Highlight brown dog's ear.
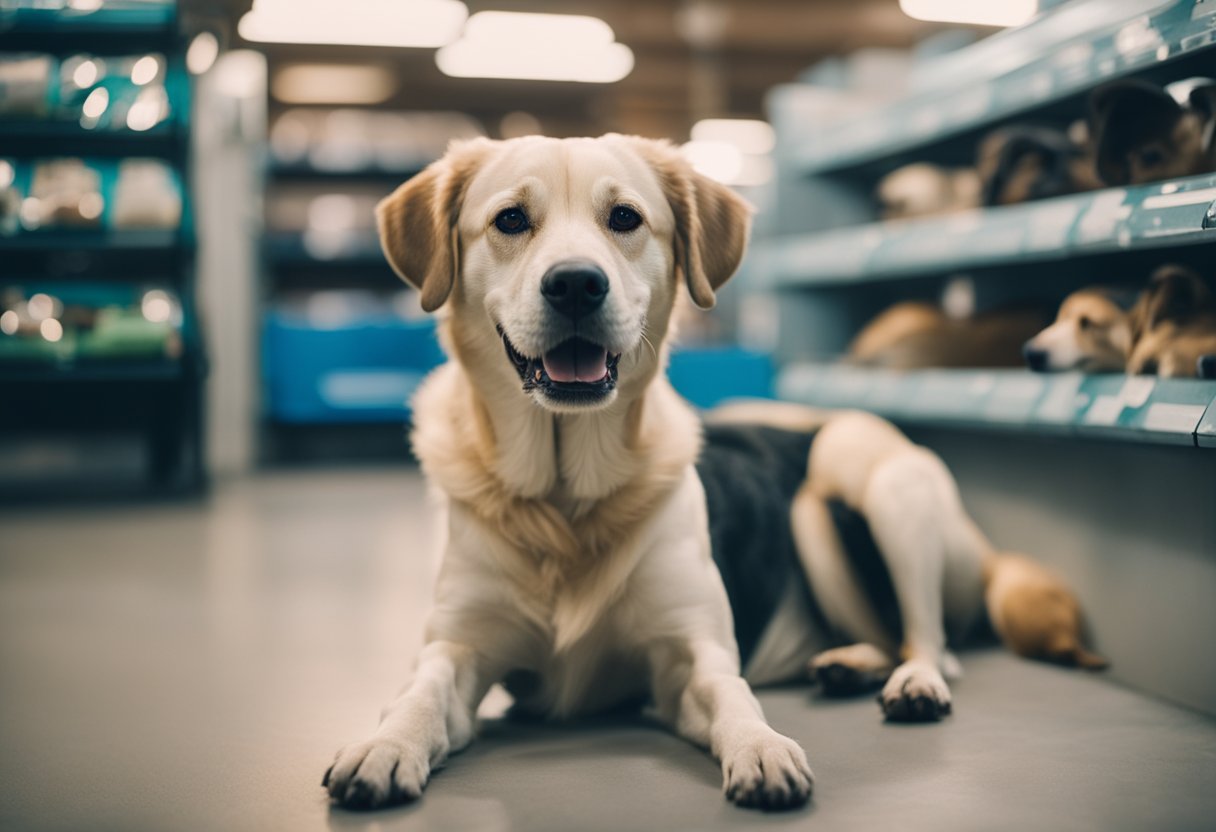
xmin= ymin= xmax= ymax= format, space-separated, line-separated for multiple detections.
xmin=623 ymin=137 xmax=753 ymax=309
xmin=376 ymin=139 xmax=493 ymax=312
xmin=1143 ymin=264 xmax=1213 ymax=329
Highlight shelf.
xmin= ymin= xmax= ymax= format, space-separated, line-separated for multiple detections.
xmin=777 ymin=364 xmax=1216 ymax=448
xmin=267 ymin=163 xmax=425 ymax=185
xmin=264 ymin=232 xmax=387 ymax=270
xmin=0 ymin=8 xmax=179 ymax=53
xmin=0 ymin=119 xmax=185 ymax=160
xmin=0 ymin=359 xmax=186 ymax=385
xmin=749 ymin=173 xmax=1216 ymax=287
xmin=0 ymin=228 xmax=187 ymax=254
xmin=788 ymin=0 xmax=1216 ymax=176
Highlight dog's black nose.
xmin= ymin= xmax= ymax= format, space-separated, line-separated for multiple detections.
xmin=1023 ymin=344 xmax=1048 ymax=372
xmin=541 ymin=260 xmax=609 ymax=319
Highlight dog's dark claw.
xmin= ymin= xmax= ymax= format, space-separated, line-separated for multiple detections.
xmin=322 ymin=765 xmax=333 ymax=788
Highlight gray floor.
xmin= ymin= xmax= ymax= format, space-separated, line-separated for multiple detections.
xmin=1 ymin=468 xmax=1214 ymax=832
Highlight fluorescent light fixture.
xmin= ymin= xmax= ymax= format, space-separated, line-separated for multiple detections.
xmin=239 ymin=0 xmax=467 ymax=48
xmin=272 ymin=64 xmax=397 ymax=105
xmin=690 ymin=119 xmax=775 ymax=155
xmin=899 ymin=0 xmax=1037 ymax=27
xmin=436 ymin=12 xmax=634 ymax=83
xmin=682 ymin=140 xmax=772 ymax=187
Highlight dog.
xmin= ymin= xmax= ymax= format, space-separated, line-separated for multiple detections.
xmin=1024 ymin=265 xmax=1216 ymax=377
xmin=323 ymin=135 xmax=1105 ymax=812
xmin=875 ymin=163 xmax=980 ymax=220
xmin=849 ymin=301 xmax=1049 ymax=368
xmin=1089 ymin=78 xmax=1216 ymax=186
xmin=976 ymin=124 xmax=1101 ymax=206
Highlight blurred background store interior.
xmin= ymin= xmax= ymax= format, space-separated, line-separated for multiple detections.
xmin=1 ymin=1 xmax=1216 ymax=829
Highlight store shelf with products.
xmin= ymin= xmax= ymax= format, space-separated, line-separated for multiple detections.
xmin=0 ymin=3 xmax=202 ymax=489
xmin=778 ymin=364 xmax=1216 ymax=448
xmin=750 ymin=172 xmax=1216 ymax=287
xmin=784 ymin=0 xmax=1216 ymax=176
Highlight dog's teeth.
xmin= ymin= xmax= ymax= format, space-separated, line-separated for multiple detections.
xmin=535 ymin=369 xmax=542 ymax=381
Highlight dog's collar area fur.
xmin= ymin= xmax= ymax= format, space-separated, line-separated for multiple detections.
xmin=498 ymin=325 xmax=622 ymax=405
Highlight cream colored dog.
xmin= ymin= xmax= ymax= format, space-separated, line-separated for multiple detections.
xmin=324 ymin=135 xmax=1102 ymax=812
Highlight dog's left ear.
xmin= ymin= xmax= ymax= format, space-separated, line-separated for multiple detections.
xmin=1189 ymin=81 xmax=1216 ymax=121
xmin=376 ymin=138 xmax=494 ymax=312
xmin=624 ymin=137 xmax=753 ymax=309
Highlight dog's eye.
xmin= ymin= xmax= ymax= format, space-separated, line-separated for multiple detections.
xmin=494 ymin=207 xmax=530 ymax=235
xmin=1137 ymin=148 xmax=1165 ymax=168
xmin=1078 ymin=316 xmax=1092 ymax=330
xmin=608 ymin=205 xmax=643 ymax=233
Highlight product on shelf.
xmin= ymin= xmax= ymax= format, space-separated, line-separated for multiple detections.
xmin=23 ymin=158 xmax=103 ymax=229
xmin=113 ymin=158 xmax=181 ymax=228
xmin=0 ymin=284 xmax=183 ymax=365
xmin=1090 ymin=77 xmax=1216 ymax=186
xmin=0 ymin=54 xmax=53 ymax=117
xmin=0 ymin=158 xmax=20 ymax=235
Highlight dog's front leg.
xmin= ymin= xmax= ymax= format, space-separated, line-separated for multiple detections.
xmin=649 ymin=638 xmax=814 ymax=809
xmin=324 ymin=640 xmax=490 ymax=809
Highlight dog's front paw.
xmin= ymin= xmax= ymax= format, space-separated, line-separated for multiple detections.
xmin=323 ymin=736 xmax=434 ymax=809
xmin=722 ymin=730 xmax=814 ymax=810
xmin=878 ymin=660 xmax=952 ymax=722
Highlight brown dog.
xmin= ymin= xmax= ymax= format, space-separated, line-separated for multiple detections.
xmin=1090 ymin=78 xmax=1216 ymax=186
xmin=1025 ymin=265 xmax=1216 ymax=377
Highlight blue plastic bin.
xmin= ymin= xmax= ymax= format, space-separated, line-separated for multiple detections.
xmin=667 ymin=346 xmax=774 ymax=409
xmin=263 ymin=312 xmax=445 ymax=423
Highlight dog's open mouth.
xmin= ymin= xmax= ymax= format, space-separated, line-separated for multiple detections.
xmin=499 ymin=327 xmax=621 ymax=404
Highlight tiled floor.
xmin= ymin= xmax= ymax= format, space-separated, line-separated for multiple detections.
xmin=1 ymin=468 xmax=1214 ymax=832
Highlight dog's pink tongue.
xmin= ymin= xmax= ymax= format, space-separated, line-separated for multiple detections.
xmin=542 ymin=339 xmax=608 ymax=383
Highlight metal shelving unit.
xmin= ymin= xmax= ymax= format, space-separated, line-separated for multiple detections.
xmin=779 ymin=365 xmax=1216 ymax=447
xmin=786 ymin=0 xmax=1216 ymax=176
xmin=0 ymin=2 xmax=205 ymax=489
xmin=751 ymin=172 xmax=1216 ymax=287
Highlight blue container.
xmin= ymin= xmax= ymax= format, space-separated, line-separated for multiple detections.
xmin=263 ymin=312 xmax=445 ymax=423
xmin=667 ymin=346 xmax=774 ymax=409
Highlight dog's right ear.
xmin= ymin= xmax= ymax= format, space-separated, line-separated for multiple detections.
xmin=1143 ymin=264 xmax=1213 ymax=330
xmin=376 ymin=139 xmax=493 ymax=312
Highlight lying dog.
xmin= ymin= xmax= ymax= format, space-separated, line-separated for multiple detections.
xmin=1089 ymin=78 xmax=1216 ymax=186
xmin=875 ymin=163 xmax=980 ymax=219
xmin=977 ymin=124 xmax=1100 ymax=206
xmin=324 ymin=135 xmax=1104 ymax=812
xmin=1024 ymin=265 xmax=1216 ymax=377
xmin=849 ymin=300 xmax=1049 ymax=368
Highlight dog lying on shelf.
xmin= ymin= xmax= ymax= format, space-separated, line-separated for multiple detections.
xmin=977 ymin=124 xmax=1101 ymax=206
xmin=848 ymin=300 xmax=1050 ymax=368
xmin=323 ymin=135 xmax=1106 ymax=812
xmin=875 ymin=163 xmax=980 ymax=219
xmin=1089 ymin=78 xmax=1216 ymax=186
xmin=1023 ymin=264 xmax=1216 ymax=377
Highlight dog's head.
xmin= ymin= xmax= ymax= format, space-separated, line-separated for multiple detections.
xmin=977 ymin=126 xmax=1090 ymax=206
xmin=1023 ymin=287 xmax=1138 ymax=372
xmin=1127 ymin=264 xmax=1215 ymax=374
xmin=376 ymin=135 xmax=751 ymax=413
xmin=1089 ymin=79 xmax=1216 ymax=186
